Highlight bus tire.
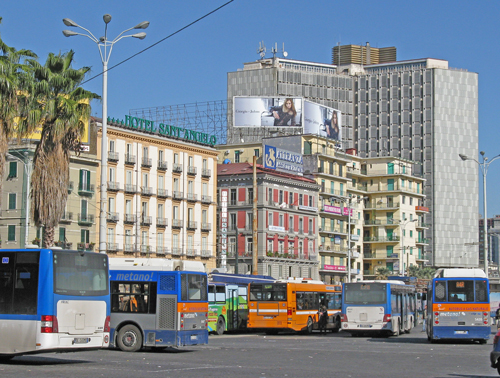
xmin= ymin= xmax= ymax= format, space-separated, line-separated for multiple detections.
xmin=331 ymin=317 xmax=340 ymax=333
xmin=216 ymin=317 xmax=225 ymax=335
xmin=305 ymin=317 xmax=313 ymax=334
xmin=478 ymin=339 xmax=487 ymax=345
xmin=117 ymin=324 xmax=143 ymax=352
xmin=392 ymin=320 xmax=400 ymax=336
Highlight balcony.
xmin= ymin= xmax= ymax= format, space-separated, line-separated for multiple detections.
xmin=187 ymin=166 xmax=197 ymax=176
xmin=187 ymin=193 xmax=197 ymax=202
xmin=186 ymin=249 xmax=197 ymax=257
xmin=416 ymin=238 xmax=430 ymax=245
xmin=140 ymin=245 xmax=153 ymax=255
xmin=172 ymin=219 xmax=183 ymax=228
xmin=172 ymin=191 xmax=183 ymax=200
xmin=141 ymin=157 xmax=152 ymax=168
xmin=171 ymin=248 xmax=183 ymax=256
xmin=172 ymin=163 xmax=183 ymax=173
xmin=156 ymin=217 xmax=168 ymax=227
xmin=141 ymin=186 xmax=154 ymax=196
xmin=156 ymin=246 xmax=168 ymax=255
xmin=201 ymin=195 xmax=212 ymax=204
xmin=106 ymin=243 xmax=119 ymax=252
xmin=78 ymin=183 xmax=95 ymax=197
xmin=107 ymin=212 xmax=119 ymax=222
xmin=201 ymin=222 xmax=211 ymax=231
xmin=78 ymin=213 xmax=94 ymax=225
xmin=140 ymin=216 xmax=152 ymax=226
xmin=107 ymin=181 xmax=121 ymax=192
xmin=363 ymin=235 xmax=400 ymax=242
xmin=125 ymin=154 xmax=136 ymax=165
xmin=108 ymin=151 xmax=119 ymax=162
xmin=365 ymin=201 xmax=400 ymax=209
xmin=124 ymin=214 xmax=137 ymax=224
xmin=201 ymin=250 xmax=211 ymax=258
xmin=124 ymin=184 xmax=137 ymax=194
xmin=158 ymin=160 xmax=168 ymax=171
xmin=157 ymin=188 xmax=169 ymax=198
xmin=77 ymin=242 xmax=95 ymax=251
xmin=202 ymin=168 xmax=211 ymax=178
xmin=187 ymin=221 xmax=197 ymax=230
xmin=123 ymin=244 xmax=135 ymax=254
xmin=59 ymin=212 xmax=73 ymax=223
xmin=68 ymin=181 xmax=74 ymax=193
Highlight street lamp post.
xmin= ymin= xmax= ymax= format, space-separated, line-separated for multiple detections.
xmin=399 ymin=218 xmax=417 ymax=276
xmin=460 ymin=151 xmax=500 ymax=278
xmin=63 ymin=15 xmax=149 ymax=254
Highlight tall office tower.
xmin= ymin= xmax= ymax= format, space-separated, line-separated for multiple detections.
xmin=226 ymin=44 xmax=479 ymax=268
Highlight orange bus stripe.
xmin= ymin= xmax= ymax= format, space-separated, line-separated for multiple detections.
xmin=177 ymin=303 xmax=208 ymax=312
xmin=432 ymin=303 xmax=490 ymax=312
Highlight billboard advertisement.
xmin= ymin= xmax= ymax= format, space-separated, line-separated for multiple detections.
xmin=264 ymin=145 xmax=303 ymax=174
xmin=233 ymin=96 xmax=303 ymax=128
xmin=303 ymin=100 xmax=341 ymax=141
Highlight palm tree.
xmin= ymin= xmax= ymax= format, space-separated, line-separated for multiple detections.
xmin=0 ymin=20 xmax=38 ymax=208
xmin=375 ymin=267 xmax=392 ymax=280
xmin=29 ymin=51 xmax=99 ymax=247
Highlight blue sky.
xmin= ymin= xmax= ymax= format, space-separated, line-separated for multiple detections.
xmin=2 ymin=0 xmax=500 ymax=217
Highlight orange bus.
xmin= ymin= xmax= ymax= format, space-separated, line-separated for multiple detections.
xmin=247 ymin=279 xmax=342 ymax=334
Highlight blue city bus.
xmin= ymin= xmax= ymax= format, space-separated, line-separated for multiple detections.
xmin=0 ymin=248 xmax=110 ymax=357
xmin=426 ymin=268 xmax=490 ymax=343
xmin=109 ymin=258 xmax=208 ymax=352
xmin=341 ymin=280 xmax=416 ymax=336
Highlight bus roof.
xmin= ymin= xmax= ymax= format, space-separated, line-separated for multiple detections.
xmin=109 ymin=258 xmax=205 ymax=272
xmin=434 ymin=268 xmax=487 ymax=278
xmin=275 ymin=278 xmax=325 ymax=284
xmin=354 ymin=280 xmax=408 ymax=285
xmin=210 ymin=272 xmax=275 ymax=284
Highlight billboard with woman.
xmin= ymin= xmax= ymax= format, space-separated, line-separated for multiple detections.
xmin=233 ymin=97 xmax=303 ymax=128
xmin=303 ymin=101 xmax=342 ymax=141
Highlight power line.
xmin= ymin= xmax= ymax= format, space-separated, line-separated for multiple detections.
xmin=81 ymin=0 xmax=234 ymax=86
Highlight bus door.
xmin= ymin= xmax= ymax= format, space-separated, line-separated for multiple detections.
xmin=401 ymin=293 xmax=408 ymax=331
xmin=156 ymin=273 xmax=178 ymax=346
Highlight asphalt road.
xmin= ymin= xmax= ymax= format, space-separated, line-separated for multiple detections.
xmin=0 ymin=329 xmax=496 ymax=378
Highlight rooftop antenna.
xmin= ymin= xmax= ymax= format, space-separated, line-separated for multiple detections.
xmin=257 ymin=41 xmax=266 ymax=59
xmin=272 ymin=43 xmax=278 ymax=59
xmin=282 ymin=42 xmax=288 ymax=58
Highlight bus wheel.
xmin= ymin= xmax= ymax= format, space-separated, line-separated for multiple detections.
xmin=117 ymin=324 xmax=143 ymax=352
xmin=306 ymin=317 xmax=313 ymax=334
xmin=216 ymin=317 xmax=225 ymax=335
xmin=331 ymin=317 xmax=340 ymax=333
xmin=478 ymin=339 xmax=487 ymax=345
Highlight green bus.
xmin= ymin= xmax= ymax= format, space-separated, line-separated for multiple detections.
xmin=208 ymin=282 xmax=248 ymax=335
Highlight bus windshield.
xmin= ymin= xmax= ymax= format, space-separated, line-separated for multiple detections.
xmin=53 ymin=252 xmax=108 ymax=296
xmin=181 ymin=273 xmax=208 ymax=301
xmin=249 ymin=283 xmax=287 ymax=301
xmin=344 ymin=283 xmax=387 ymax=304
xmin=434 ymin=279 xmax=488 ymax=303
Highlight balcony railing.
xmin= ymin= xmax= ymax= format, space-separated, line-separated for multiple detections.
xmin=123 ymin=244 xmax=135 ymax=253
xmin=124 ymin=214 xmax=137 ymax=224
xmin=78 ymin=214 xmax=94 ymax=225
xmin=171 ymin=248 xmax=183 ymax=256
xmin=107 ymin=181 xmax=121 ymax=191
xmin=107 ymin=212 xmax=119 ymax=222
xmin=187 ymin=193 xmax=197 ymax=202
xmin=201 ymin=250 xmax=211 ymax=257
xmin=125 ymin=154 xmax=136 ymax=165
xmin=68 ymin=181 xmax=74 ymax=193
xmin=141 ymin=157 xmax=152 ymax=168
xmin=157 ymin=160 xmax=168 ymax=171
xmin=156 ymin=246 xmax=168 ymax=255
xmin=141 ymin=186 xmax=154 ymax=196
xmin=186 ymin=249 xmax=197 ymax=257
xmin=187 ymin=221 xmax=197 ymax=230
xmin=173 ymin=163 xmax=183 ymax=173
xmin=156 ymin=217 xmax=168 ymax=227
xmin=60 ymin=212 xmax=73 ymax=223
xmin=124 ymin=184 xmax=137 ymax=194
xmin=78 ymin=183 xmax=95 ymax=196
xmin=140 ymin=245 xmax=152 ymax=254
xmin=201 ymin=222 xmax=211 ymax=231
xmin=173 ymin=191 xmax=183 ymax=200
xmin=363 ymin=236 xmax=400 ymax=242
xmin=157 ymin=188 xmax=169 ymax=198
xmin=202 ymin=168 xmax=211 ymax=178
xmin=141 ymin=216 xmax=152 ymax=226
xmin=201 ymin=195 xmax=212 ymax=204
xmin=106 ymin=243 xmax=119 ymax=252
xmin=77 ymin=242 xmax=95 ymax=251
xmin=172 ymin=219 xmax=183 ymax=228
xmin=187 ymin=166 xmax=197 ymax=176
xmin=108 ymin=151 xmax=119 ymax=162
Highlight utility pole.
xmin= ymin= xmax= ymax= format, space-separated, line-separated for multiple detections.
xmin=252 ymin=156 xmax=258 ymax=275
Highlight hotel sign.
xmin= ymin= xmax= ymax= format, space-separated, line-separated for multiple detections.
xmin=112 ymin=115 xmax=217 ymax=146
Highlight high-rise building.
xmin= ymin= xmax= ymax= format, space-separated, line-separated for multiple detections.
xmin=226 ymin=44 xmax=479 ymax=268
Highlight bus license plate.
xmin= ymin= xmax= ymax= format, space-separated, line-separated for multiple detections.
xmin=454 ymin=330 xmax=468 ymax=335
xmin=190 ymin=335 xmax=197 ymax=341
xmin=358 ymin=325 xmax=372 ymax=328
xmin=73 ymin=337 xmax=90 ymax=344
xmin=264 ymin=316 xmax=273 ymax=319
